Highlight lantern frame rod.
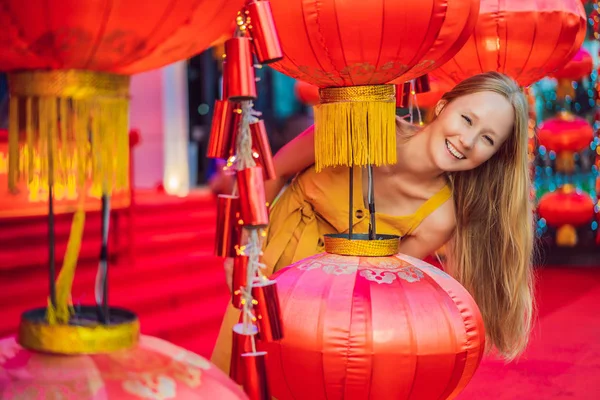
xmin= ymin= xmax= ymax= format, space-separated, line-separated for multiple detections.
xmin=348 ymin=166 xmax=353 ymax=239
xmin=48 ymin=185 xmax=56 ymax=308
xmin=97 ymin=194 xmax=111 ymax=324
xmin=367 ymin=164 xmax=376 ymax=240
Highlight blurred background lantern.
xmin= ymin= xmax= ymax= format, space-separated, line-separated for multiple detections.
xmin=431 ymin=0 xmax=587 ymax=87
xmin=267 ymin=0 xmax=480 ymax=171
xmin=259 ymin=235 xmax=485 ymax=400
xmin=537 ymin=112 xmax=594 ymax=174
xmin=537 ymin=185 xmax=596 ymax=246
xmin=551 ymin=47 xmax=594 ymax=99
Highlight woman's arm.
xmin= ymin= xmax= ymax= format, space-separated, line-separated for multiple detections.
xmin=264 ymin=125 xmax=315 ymax=204
xmin=398 ymin=200 xmax=456 ymax=259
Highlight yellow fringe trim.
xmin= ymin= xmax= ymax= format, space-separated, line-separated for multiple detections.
xmin=7 ymin=70 xmax=130 ymax=198
xmin=314 ymin=84 xmax=396 ymax=172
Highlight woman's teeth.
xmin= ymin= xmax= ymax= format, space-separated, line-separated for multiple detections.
xmin=445 ymin=139 xmax=466 ymax=160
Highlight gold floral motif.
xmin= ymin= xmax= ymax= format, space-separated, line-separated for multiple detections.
xmin=322 ymin=263 xmax=358 ymax=276
xmin=0 ymin=338 xmax=19 ymax=364
xmin=172 ymin=349 xmax=211 ymax=371
xmin=359 ymin=269 xmax=397 ymax=284
xmin=396 ymin=267 xmax=424 ymax=283
xmin=122 ymin=375 xmax=177 ymax=400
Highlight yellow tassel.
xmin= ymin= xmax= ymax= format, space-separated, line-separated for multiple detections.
xmin=8 ymin=96 xmax=18 ymax=192
xmin=313 ymin=84 xmax=397 ymax=172
xmin=556 ymin=225 xmax=577 ymax=247
xmin=6 ymin=70 xmax=131 ymax=198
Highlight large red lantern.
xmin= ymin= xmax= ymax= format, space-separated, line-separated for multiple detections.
xmin=0 ymin=0 xmax=245 ymax=195
xmin=0 ymin=1 xmax=246 ymax=325
xmin=537 ymin=112 xmax=594 ymax=173
xmin=432 ymin=0 xmax=587 ymax=87
xmin=259 ymin=236 xmax=485 ymax=400
xmin=267 ymin=0 xmax=480 ymax=171
xmin=0 ymin=328 xmax=247 ymax=399
xmin=537 ymin=185 xmax=595 ymax=246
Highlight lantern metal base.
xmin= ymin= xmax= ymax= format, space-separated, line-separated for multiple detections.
xmin=324 ymin=233 xmax=400 ymax=257
xmin=18 ymin=306 xmax=140 ymax=355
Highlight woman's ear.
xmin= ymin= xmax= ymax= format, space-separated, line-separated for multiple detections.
xmin=435 ymin=100 xmax=447 ymax=117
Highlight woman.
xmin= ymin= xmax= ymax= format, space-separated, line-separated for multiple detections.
xmin=211 ymin=71 xmax=535 ymax=372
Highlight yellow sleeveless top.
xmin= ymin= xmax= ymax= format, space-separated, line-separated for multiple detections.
xmin=262 ymin=165 xmax=452 ymax=275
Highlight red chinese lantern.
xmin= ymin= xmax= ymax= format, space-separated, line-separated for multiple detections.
xmin=0 ymin=0 xmax=245 ymax=195
xmin=259 ymin=236 xmax=485 ymax=400
xmin=0 ymin=329 xmax=247 ymax=399
xmin=0 ymin=0 xmax=246 ymax=325
xmin=432 ymin=0 xmax=587 ymax=87
xmin=551 ymin=47 xmax=594 ymax=99
xmin=267 ymin=0 xmax=480 ymax=171
xmin=537 ymin=185 xmax=595 ymax=246
xmin=537 ymin=112 xmax=594 ymax=173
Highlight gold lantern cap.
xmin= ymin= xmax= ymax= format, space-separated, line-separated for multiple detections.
xmin=324 ymin=233 xmax=400 ymax=257
xmin=18 ymin=306 xmax=140 ymax=355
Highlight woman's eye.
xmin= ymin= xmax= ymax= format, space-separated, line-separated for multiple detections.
xmin=484 ymin=135 xmax=495 ymax=146
xmin=461 ymin=115 xmax=472 ymax=125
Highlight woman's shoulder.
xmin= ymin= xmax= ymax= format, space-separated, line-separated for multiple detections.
xmin=413 ymin=192 xmax=456 ymax=238
xmin=395 ymin=116 xmax=421 ymax=136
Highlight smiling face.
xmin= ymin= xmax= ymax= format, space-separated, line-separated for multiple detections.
xmin=428 ymin=91 xmax=515 ymax=172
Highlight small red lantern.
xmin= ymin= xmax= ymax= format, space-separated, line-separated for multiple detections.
xmin=537 ymin=112 xmax=594 ymax=173
xmin=551 ymin=47 xmax=594 ymax=99
xmin=432 ymin=0 xmax=587 ymax=87
xmin=537 ymin=185 xmax=595 ymax=247
xmin=259 ymin=235 xmax=485 ymax=400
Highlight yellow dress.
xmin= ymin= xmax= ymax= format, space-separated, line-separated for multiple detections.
xmin=210 ymin=166 xmax=452 ymax=373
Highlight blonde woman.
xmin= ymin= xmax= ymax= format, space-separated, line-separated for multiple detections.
xmin=212 ymin=71 xmax=535 ymax=372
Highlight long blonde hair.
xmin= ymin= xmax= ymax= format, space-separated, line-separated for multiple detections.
xmin=438 ymin=72 xmax=534 ymax=360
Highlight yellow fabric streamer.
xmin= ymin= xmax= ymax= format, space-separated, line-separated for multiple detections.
xmin=313 ymin=84 xmax=397 ymax=172
xmin=46 ymin=206 xmax=86 ymax=324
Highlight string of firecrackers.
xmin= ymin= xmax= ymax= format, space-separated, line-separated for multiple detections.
xmin=206 ymin=2 xmax=283 ymax=399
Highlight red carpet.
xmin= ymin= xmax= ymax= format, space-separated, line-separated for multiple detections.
xmin=459 ymin=267 xmax=600 ymax=399
xmin=0 ymin=189 xmax=599 ymax=398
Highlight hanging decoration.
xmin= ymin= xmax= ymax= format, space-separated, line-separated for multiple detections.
xmin=537 ymin=112 xmax=594 ymax=174
xmin=207 ymin=2 xmax=283 ymax=398
xmin=537 ymin=185 xmax=596 ymax=246
xmin=258 ymin=239 xmax=485 ymax=400
xmin=0 ymin=0 xmax=246 ymax=326
xmin=551 ymin=47 xmax=594 ymax=100
xmin=431 ymin=0 xmax=588 ymax=87
xmin=267 ymin=0 xmax=480 ymax=171
xmin=1 ymin=0 xmax=246 ymax=195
